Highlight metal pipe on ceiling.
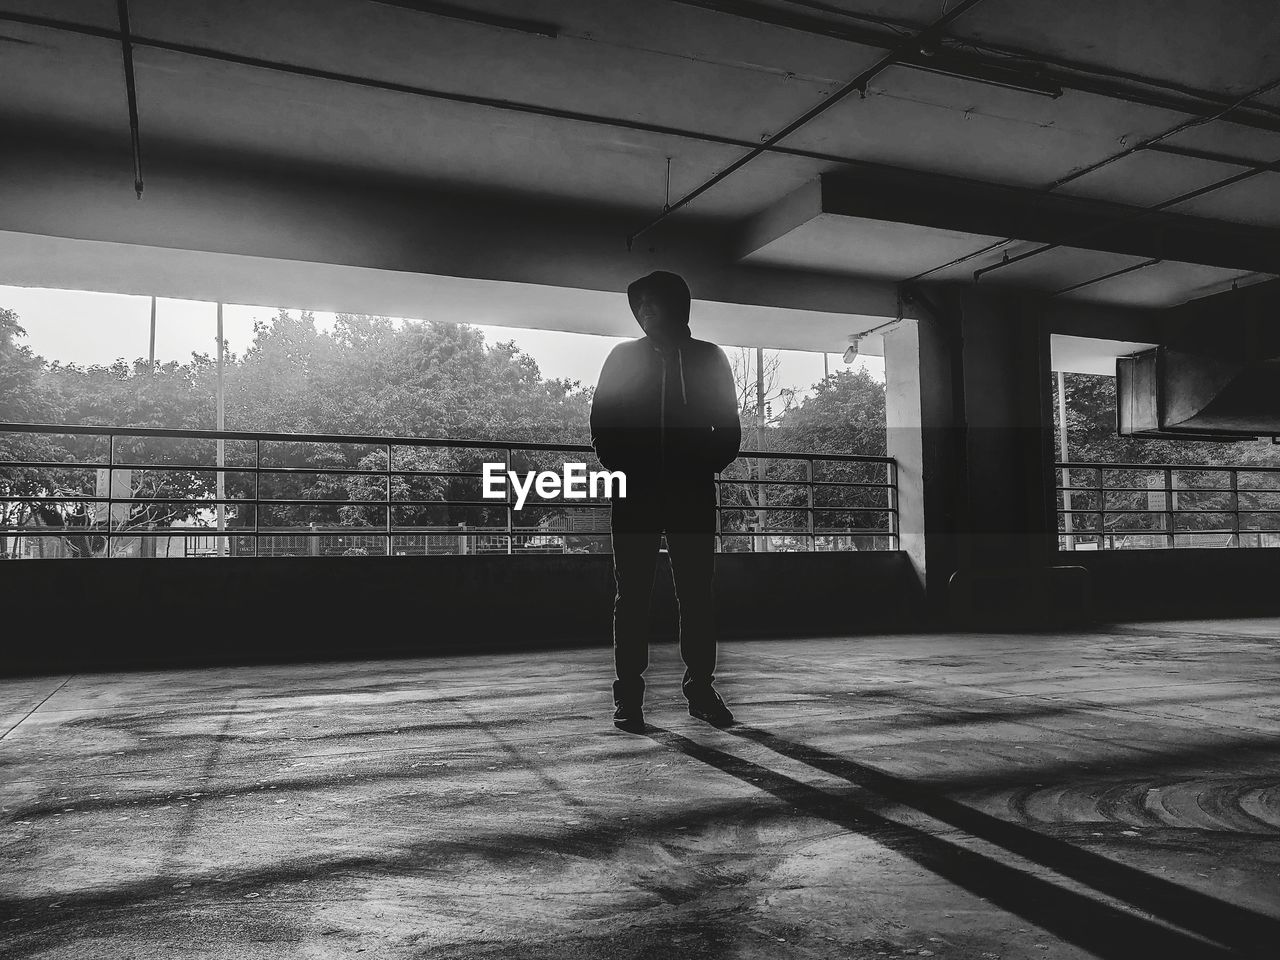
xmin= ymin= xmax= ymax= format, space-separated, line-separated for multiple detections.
xmin=672 ymin=0 xmax=1063 ymax=96
xmin=904 ymin=238 xmax=1015 ymax=283
xmin=1142 ymin=143 xmax=1278 ymax=172
xmin=115 ymin=0 xmax=144 ymax=199
xmin=675 ymin=0 xmax=1280 ymax=135
xmin=1051 ymin=258 xmax=1161 ymax=297
xmin=365 ymin=0 xmax=557 ymax=38
xmin=625 ymin=0 xmax=990 ymax=249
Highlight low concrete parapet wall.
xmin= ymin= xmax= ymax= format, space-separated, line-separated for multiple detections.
xmin=1063 ymin=548 xmax=1280 ymax=622
xmin=3 ymin=551 xmax=921 ymax=673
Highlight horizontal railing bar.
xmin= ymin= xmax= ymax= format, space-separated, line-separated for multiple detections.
xmin=389 ymin=469 xmax=488 ymax=479
xmin=1 ymin=496 xmax=895 ymax=513
xmin=0 ymin=496 xmax=611 ymax=508
xmin=0 ymin=460 xmax=110 ymax=471
xmin=0 ymin=462 xmax=898 ymax=487
xmin=1057 ymin=485 xmax=1280 ymax=494
xmin=3 ymin=529 xmax=895 ymax=538
xmin=809 ymin=480 xmax=894 ymax=489
xmin=1062 ymin=507 xmax=1280 ymax=515
xmin=717 ymin=505 xmax=895 ymax=513
xmin=0 ymin=495 xmax=109 ymax=503
xmin=738 ymin=450 xmax=892 ymax=463
xmin=721 ymin=530 xmax=892 ymax=536
xmin=1057 ymin=486 xmax=1280 ymax=495
xmin=1061 ymin=530 xmax=1276 ymax=537
xmin=1057 ymin=461 xmax=1280 ymax=474
xmin=0 ymin=422 xmax=890 ymax=464
xmin=0 ymin=529 xmax=112 ymax=536
xmin=719 ymin=477 xmax=891 ymax=488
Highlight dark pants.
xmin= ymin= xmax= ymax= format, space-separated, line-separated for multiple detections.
xmin=610 ymin=476 xmax=718 ymax=706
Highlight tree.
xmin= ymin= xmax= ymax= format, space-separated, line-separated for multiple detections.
xmin=0 ymin=308 xmax=65 ymax=556
xmin=717 ymin=350 xmax=889 ymax=550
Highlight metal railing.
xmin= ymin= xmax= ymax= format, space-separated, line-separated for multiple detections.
xmin=1057 ymin=461 xmax=1280 ymax=550
xmin=0 ymin=423 xmax=897 ymax=557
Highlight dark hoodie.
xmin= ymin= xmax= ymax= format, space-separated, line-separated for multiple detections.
xmin=590 ymin=272 xmax=742 ymax=487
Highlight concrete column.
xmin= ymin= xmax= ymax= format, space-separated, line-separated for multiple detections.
xmin=883 ymin=310 xmax=960 ymax=618
xmin=955 ymin=287 xmax=1058 ymax=573
xmin=885 ymin=285 xmax=1062 ymax=624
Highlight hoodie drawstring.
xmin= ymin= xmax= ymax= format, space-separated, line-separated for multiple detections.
xmin=677 ymin=347 xmax=687 ymax=405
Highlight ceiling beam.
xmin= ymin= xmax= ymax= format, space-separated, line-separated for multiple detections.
xmin=738 ymin=173 xmax=1280 ymax=276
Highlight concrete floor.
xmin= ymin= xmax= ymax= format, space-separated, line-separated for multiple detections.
xmin=3 ymin=622 xmax=1279 ymax=959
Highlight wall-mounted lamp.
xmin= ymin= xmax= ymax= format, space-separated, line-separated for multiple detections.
xmin=842 ymin=318 xmax=908 ymax=364
xmin=842 ymin=336 xmax=861 ymax=364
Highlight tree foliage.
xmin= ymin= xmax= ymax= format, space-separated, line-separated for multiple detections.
xmin=0 ymin=309 xmax=598 ymax=555
xmin=719 ymin=354 xmax=890 ymax=548
xmin=1054 ymin=373 xmax=1280 ymax=541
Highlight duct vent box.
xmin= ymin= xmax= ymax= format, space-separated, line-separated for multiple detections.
xmin=1117 ymin=347 xmax=1280 ymax=440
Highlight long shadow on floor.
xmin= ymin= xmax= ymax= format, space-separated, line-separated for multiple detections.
xmin=724 ymin=724 xmax=1280 ymax=956
xmin=644 ymin=725 xmax=1267 ymax=960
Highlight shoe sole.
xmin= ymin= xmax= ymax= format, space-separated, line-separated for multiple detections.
xmin=688 ymin=707 xmax=734 ymax=726
xmin=613 ymin=718 xmax=645 ymax=732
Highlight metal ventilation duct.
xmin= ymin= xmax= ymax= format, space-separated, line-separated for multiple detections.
xmin=1117 ymin=347 xmax=1280 ymax=439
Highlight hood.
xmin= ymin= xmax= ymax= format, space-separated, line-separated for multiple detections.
xmin=627 ymin=271 xmax=691 ymax=345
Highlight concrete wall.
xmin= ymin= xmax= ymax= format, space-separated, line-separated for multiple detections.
xmin=1066 ymin=549 xmax=1280 ymax=622
xmin=3 ymin=551 xmax=920 ymax=674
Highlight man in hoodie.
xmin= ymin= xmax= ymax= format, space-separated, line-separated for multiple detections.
xmin=590 ymin=271 xmax=742 ymax=731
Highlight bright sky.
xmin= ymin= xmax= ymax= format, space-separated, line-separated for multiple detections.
xmin=0 ymin=285 xmax=884 ymax=398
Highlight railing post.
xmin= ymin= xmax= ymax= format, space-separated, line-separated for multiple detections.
xmin=888 ymin=459 xmax=898 ymax=552
xmin=105 ymin=432 xmax=114 ymax=559
xmin=714 ymin=469 xmax=722 ymax=554
xmin=385 ymin=442 xmax=393 ymax=557
xmin=504 ymin=445 xmax=513 ymax=555
xmin=253 ymin=439 xmax=261 ymax=558
xmin=1096 ymin=466 xmax=1106 ymax=549
xmin=1229 ymin=467 xmax=1240 ymax=548
xmin=1164 ymin=467 xmax=1176 ymax=549
xmin=805 ymin=457 xmax=814 ymax=552
xmin=1061 ymin=463 xmax=1074 ymax=551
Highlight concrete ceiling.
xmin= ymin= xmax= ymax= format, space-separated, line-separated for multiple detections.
xmin=1 ymin=0 xmax=1279 ymax=320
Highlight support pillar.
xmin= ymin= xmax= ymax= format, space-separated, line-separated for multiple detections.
xmin=884 ymin=304 xmax=960 ymax=620
xmin=886 ymin=284 xmax=1082 ymax=626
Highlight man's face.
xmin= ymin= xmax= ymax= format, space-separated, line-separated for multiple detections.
xmin=636 ymin=289 xmax=680 ymax=339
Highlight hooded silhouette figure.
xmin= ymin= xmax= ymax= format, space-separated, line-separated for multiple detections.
xmin=590 ymin=271 xmax=741 ymax=729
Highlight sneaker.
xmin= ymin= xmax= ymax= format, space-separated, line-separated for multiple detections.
xmin=687 ymin=689 xmax=734 ymax=727
xmin=613 ymin=701 xmax=645 ymax=732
